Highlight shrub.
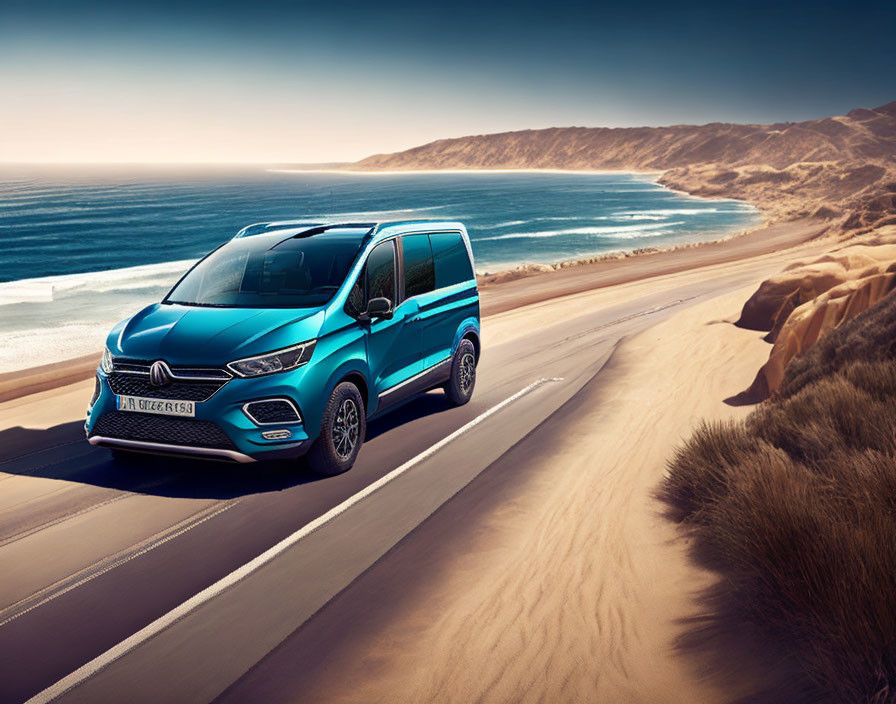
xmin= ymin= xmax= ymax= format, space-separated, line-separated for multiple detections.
xmin=659 ymin=291 xmax=896 ymax=703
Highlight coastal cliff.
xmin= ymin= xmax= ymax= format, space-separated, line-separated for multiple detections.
xmin=356 ymin=101 xmax=896 ymax=235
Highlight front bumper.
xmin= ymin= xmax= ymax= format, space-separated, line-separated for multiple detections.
xmin=87 ymin=435 xmax=259 ymax=463
xmin=85 ymin=368 xmax=314 ymax=462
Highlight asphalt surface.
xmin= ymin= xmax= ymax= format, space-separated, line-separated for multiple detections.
xmin=0 ymin=249 xmax=812 ymax=703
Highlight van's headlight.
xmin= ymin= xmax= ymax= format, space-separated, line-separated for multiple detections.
xmin=101 ymin=347 xmax=114 ymax=374
xmin=227 ymin=341 xmax=316 ymax=377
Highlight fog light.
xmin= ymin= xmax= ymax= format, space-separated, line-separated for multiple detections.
xmin=262 ymin=429 xmax=292 ymax=440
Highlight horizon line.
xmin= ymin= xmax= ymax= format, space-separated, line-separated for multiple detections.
xmin=0 ymin=161 xmax=354 ymax=166
xmin=3 ymin=99 xmax=893 ymax=168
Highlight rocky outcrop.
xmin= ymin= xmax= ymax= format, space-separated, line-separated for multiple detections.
xmin=731 ymin=227 xmax=896 ymax=402
xmin=736 ymin=240 xmax=896 ymax=340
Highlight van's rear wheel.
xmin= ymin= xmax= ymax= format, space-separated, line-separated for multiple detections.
xmin=308 ymin=382 xmax=366 ymax=476
xmin=445 ymin=339 xmax=477 ymax=406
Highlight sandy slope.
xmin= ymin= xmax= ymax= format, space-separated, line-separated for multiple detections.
xmin=247 ymin=286 xmax=774 ymax=704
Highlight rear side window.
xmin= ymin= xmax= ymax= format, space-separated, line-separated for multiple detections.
xmin=402 ymin=234 xmax=435 ymax=298
xmin=430 ymin=232 xmax=474 ymax=289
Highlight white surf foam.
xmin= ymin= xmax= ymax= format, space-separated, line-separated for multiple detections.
xmin=475 ymin=222 xmax=686 ymax=241
xmin=594 ymin=214 xmax=668 ymax=221
xmin=296 ymin=204 xmax=460 ymax=220
xmin=613 ymin=204 xmax=753 ymax=217
xmin=485 ymin=220 xmax=531 ymax=228
xmin=0 ymin=259 xmax=195 ymax=306
xmin=0 ymin=323 xmax=111 ymax=372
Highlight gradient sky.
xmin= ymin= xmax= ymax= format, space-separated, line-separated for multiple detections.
xmin=1 ymin=0 xmax=894 ymax=163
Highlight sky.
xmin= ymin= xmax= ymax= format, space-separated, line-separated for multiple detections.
xmin=1 ymin=0 xmax=894 ymax=163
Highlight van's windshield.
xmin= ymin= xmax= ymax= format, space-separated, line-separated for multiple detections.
xmin=165 ymin=234 xmax=363 ymax=308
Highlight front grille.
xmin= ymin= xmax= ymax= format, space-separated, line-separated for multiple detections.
xmin=107 ymin=358 xmax=231 ymax=402
xmin=107 ymin=373 xmax=227 ymax=401
xmin=91 ymin=411 xmax=237 ymax=450
xmin=244 ymin=399 xmax=301 ymax=424
xmin=113 ymin=358 xmax=231 ymax=380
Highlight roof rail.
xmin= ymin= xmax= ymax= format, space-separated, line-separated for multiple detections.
xmin=234 ymin=221 xmax=325 ymax=238
xmin=234 ymin=221 xmax=381 ymax=240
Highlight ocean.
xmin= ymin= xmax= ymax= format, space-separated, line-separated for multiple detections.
xmin=0 ymin=166 xmax=761 ymax=371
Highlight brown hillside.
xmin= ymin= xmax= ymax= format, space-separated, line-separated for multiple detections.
xmin=355 ymin=102 xmax=896 ymax=234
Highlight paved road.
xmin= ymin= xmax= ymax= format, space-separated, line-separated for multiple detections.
xmin=0 ymin=248 xmax=812 ymax=703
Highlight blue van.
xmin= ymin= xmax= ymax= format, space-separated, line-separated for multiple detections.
xmin=85 ymin=221 xmax=480 ymax=475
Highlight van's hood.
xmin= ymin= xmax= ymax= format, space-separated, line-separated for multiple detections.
xmin=108 ymin=303 xmax=325 ymax=366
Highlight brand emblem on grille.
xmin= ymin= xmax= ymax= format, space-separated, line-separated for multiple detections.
xmin=149 ymin=361 xmax=172 ymax=387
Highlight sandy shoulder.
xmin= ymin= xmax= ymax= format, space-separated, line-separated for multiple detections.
xmin=283 ymin=285 xmax=771 ymax=703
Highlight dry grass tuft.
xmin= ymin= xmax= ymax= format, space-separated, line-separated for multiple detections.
xmin=660 ymin=290 xmax=896 ymax=703
xmin=779 ymin=289 xmax=896 ymax=398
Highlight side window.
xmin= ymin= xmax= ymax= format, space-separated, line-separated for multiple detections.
xmin=430 ymin=232 xmax=474 ymax=289
xmin=365 ymin=240 xmax=396 ymax=303
xmin=402 ymin=234 xmax=435 ymax=298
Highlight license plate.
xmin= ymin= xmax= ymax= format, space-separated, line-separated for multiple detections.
xmin=116 ymin=395 xmax=195 ymax=417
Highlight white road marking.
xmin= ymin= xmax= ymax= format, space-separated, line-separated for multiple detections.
xmin=26 ymin=377 xmax=563 ymax=704
xmin=1 ymin=501 xmax=239 ymax=628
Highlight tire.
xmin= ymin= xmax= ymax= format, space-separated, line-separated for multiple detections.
xmin=308 ymin=382 xmax=366 ymax=476
xmin=444 ymin=338 xmax=477 ymax=406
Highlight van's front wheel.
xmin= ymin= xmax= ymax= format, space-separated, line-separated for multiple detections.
xmin=308 ymin=382 xmax=366 ymax=476
xmin=445 ymin=339 xmax=477 ymax=406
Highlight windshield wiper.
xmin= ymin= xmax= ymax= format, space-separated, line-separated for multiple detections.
xmin=164 ymin=300 xmax=235 ymax=308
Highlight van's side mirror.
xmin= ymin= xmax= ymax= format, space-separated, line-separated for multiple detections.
xmin=360 ymin=297 xmax=393 ymax=322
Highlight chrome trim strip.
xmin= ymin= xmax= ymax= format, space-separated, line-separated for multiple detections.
xmin=379 ymin=356 xmax=452 ymax=400
xmin=112 ymin=360 xmax=232 ymax=381
xmin=169 ymin=368 xmax=233 ymax=380
xmin=242 ymin=398 xmax=303 ymax=426
xmin=88 ymin=435 xmax=256 ymax=463
xmin=262 ymin=429 xmax=292 ymax=440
